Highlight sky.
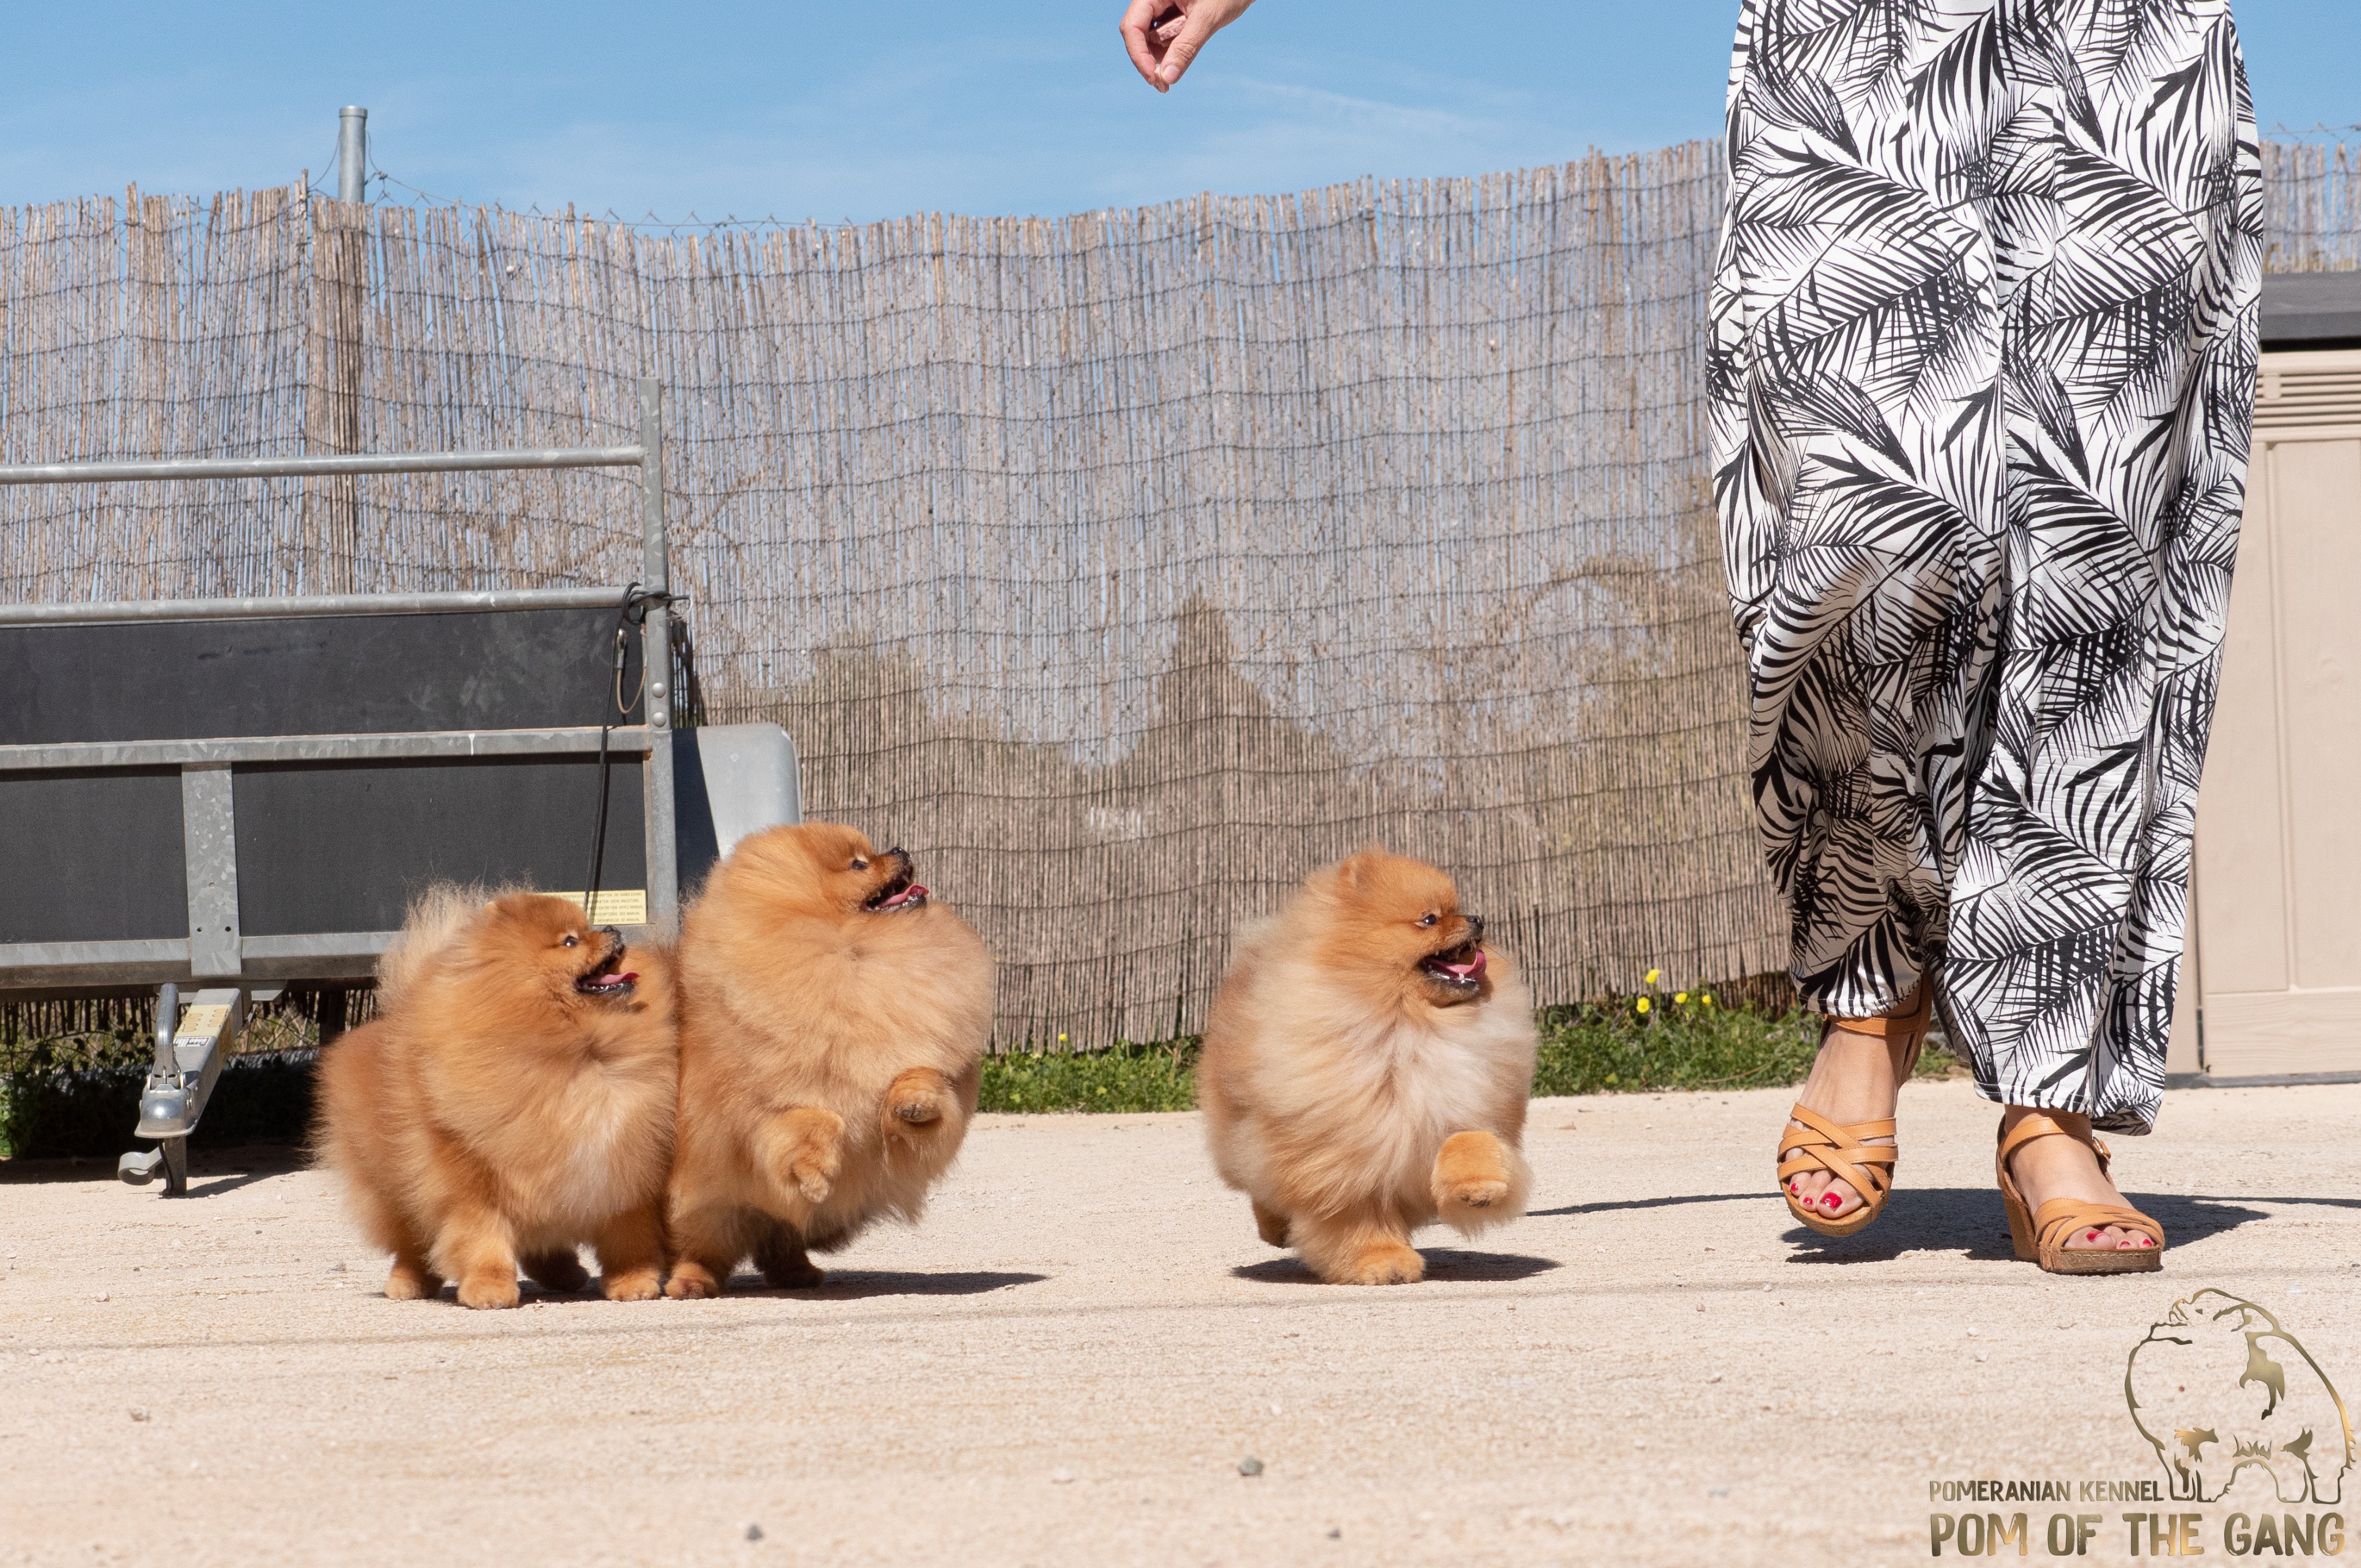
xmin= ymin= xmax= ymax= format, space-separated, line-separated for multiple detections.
xmin=1 ymin=2 xmax=2355 ymax=224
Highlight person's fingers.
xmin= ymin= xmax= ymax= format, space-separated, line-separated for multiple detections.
xmin=1158 ymin=9 xmax=1222 ymax=86
xmin=1118 ymin=0 xmax=1171 ymax=89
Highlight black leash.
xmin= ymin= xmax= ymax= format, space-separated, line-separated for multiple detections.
xmin=582 ymin=583 xmax=672 ymax=921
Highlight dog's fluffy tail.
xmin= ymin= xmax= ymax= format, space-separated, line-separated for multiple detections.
xmin=373 ymin=882 xmax=487 ymax=1010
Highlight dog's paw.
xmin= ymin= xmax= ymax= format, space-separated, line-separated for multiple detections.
xmin=762 ymin=1255 xmax=825 ymax=1290
xmin=663 ymin=1264 xmax=725 ymax=1301
xmin=753 ymin=1232 xmax=826 ymax=1290
xmin=772 ymin=1107 xmax=846 ymax=1204
xmin=455 ymin=1272 xmax=522 ymax=1310
xmin=1439 ymin=1176 xmax=1511 ymax=1211
xmin=881 ymin=1068 xmax=957 ymax=1144
xmin=1326 ymin=1241 xmax=1424 ymax=1286
xmin=383 ymin=1261 xmax=443 ymax=1301
xmin=601 ymin=1268 xmax=664 ymax=1302
xmin=1252 ymin=1200 xmax=1291 ymax=1248
xmin=790 ymin=1148 xmax=839 ymax=1203
xmin=1430 ymin=1130 xmax=1521 ymax=1221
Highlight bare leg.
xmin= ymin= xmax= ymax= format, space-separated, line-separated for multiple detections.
xmin=1783 ymin=991 xmax=1921 ymax=1220
xmin=2001 ymin=1108 xmax=2155 ymax=1252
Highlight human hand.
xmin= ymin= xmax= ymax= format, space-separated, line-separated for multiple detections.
xmin=1118 ymin=0 xmax=1257 ymax=92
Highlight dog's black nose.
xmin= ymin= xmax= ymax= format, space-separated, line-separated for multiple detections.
xmin=595 ymin=925 xmax=621 ymax=941
xmin=1465 ymin=914 xmax=1485 ymax=940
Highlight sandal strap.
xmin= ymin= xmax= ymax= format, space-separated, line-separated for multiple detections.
xmin=1779 ymin=1103 xmax=1898 ymax=1199
xmin=2032 ymin=1198 xmax=2165 ymax=1253
xmin=1826 ymin=983 xmax=1932 ymax=1041
xmin=1781 ymin=1103 xmax=1896 ymax=1145
xmin=1998 ymin=1111 xmax=2113 ymax=1174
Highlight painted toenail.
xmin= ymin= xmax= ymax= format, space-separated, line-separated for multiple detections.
xmin=2087 ymin=1231 xmax=2100 ymax=1241
xmin=1821 ymin=1194 xmax=1840 ymax=1209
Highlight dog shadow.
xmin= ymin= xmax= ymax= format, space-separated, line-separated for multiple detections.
xmin=1231 ymin=1249 xmax=1560 ymax=1286
xmin=1780 ymin=1187 xmax=2272 ymax=1264
xmin=477 ymin=1269 xmax=1046 ymax=1306
xmin=719 ymin=1269 xmax=1049 ymax=1301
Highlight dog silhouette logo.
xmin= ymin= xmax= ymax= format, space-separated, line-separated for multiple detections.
xmin=2125 ymin=1290 xmax=2354 ymax=1505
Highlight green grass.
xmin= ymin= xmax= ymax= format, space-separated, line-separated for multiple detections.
xmin=2 ymin=991 xmax=1962 ymax=1152
xmin=1532 ymin=992 xmax=1956 ymax=1094
xmin=980 ymin=1040 xmax=1200 ymax=1114
xmin=971 ymin=990 xmax=1960 ymax=1116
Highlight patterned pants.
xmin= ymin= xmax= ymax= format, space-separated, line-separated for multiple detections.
xmin=1709 ymin=0 xmax=2262 ymax=1132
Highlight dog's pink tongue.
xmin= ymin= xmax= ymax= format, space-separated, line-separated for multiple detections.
xmin=907 ymin=884 xmax=929 ymax=901
xmin=1440 ymin=951 xmax=1488 ymax=980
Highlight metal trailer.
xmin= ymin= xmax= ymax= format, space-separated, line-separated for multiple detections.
xmin=0 ymin=378 xmax=799 ymax=1191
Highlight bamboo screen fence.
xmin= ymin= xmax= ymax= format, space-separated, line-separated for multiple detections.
xmin=2 ymin=140 xmax=2355 ymax=1046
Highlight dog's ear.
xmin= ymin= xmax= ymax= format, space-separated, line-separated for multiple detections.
xmin=1333 ymin=846 xmax=1390 ymax=890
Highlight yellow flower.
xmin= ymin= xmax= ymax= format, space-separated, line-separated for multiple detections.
xmin=1675 ymin=992 xmax=1688 ymax=1004
xmin=1702 ymin=993 xmax=1715 ymax=1007
xmin=1645 ymin=968 xmax=1661 ymax=986
xmin=1058 ymin=1034 xmax=1068 ymax=1043
xmin=1636 ymin=997 xmax=1651 ymax=1013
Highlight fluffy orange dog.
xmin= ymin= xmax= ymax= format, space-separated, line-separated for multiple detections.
xmin=664 ymin=823 xmax=994 ymax=1296
xmin=313 ymin=888 xmax=677 ymax=1308
xmin=1199 ymin=850 xmax=1537 ymax=1284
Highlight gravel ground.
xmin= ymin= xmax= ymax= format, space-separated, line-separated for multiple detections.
xmin=3 ymin=1080 xmax=2356 ymax=1567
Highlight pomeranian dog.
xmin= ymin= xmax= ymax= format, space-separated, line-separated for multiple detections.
xmin=1198 ymin=849 xmax=1537 ymax=1284
xmin=313 ymin=888 xmax=677 ymax=1308
xmin=663 ymin=823 xmax=995 ymax=1297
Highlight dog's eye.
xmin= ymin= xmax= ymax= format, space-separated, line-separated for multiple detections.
xmin=561 ymin=934 xmax=579 ymax=948
xmin=1417 ymin=912 xmax=1438 ymax=928
xmin=850 ymin=858 xmax=869 ymax=871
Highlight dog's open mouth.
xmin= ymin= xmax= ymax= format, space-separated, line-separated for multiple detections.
xmin=1418 ymin=943 xmax=1488 ymax=990
xmin=864 ymin=869 xmax=930 ymax=913
xmin=574 ymin=945 xmax=640 ymax=997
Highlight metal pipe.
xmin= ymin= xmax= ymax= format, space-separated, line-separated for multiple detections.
xmin=0 ymin=585 xmax=631 ymax=627
xmin=0 ymin=444 xmax=643 ymax=487
xmin=337 ymin=107 xmax=368 ymax=203
xmin=0 ymin=726 xmax=653 ymax=772
xmin=637 ymin=376 xmax=680 ymax=932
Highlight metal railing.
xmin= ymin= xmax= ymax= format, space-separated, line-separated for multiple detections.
xmin=0 ymin=376 xmax=681 ymax=986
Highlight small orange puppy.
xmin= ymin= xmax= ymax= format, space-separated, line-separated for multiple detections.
xmin=664 ymin=823 xmax=994 ymax=1296
xmin=313 ymin=888 xmax=677 ymax=1308
xmin=1199 ymin=850 xmax=1537 ymax=1284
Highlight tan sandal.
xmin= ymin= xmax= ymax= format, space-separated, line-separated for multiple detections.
xmin=1995 ymin=1114 xmax=2164 ymax=1274
xmin=1776 ymin=984 xmax=1932 ymax=1237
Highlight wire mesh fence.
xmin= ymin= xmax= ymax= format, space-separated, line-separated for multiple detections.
xmin=3 ymin=139 xmax=2353 ymax=1046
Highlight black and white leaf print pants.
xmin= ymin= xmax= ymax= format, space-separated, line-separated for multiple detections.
xmin=1709 ymin=0 xmax=2262 ymax=1133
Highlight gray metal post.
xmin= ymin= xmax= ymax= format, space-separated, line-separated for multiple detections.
xmin=337 ymin=107 xmax=368 ymax=203
xmin=639 ymin=377 xmax=679 ymax=932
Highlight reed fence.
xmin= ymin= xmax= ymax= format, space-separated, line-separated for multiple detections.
xmin=2 ymin=138 xmax=2354 ymax=1046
